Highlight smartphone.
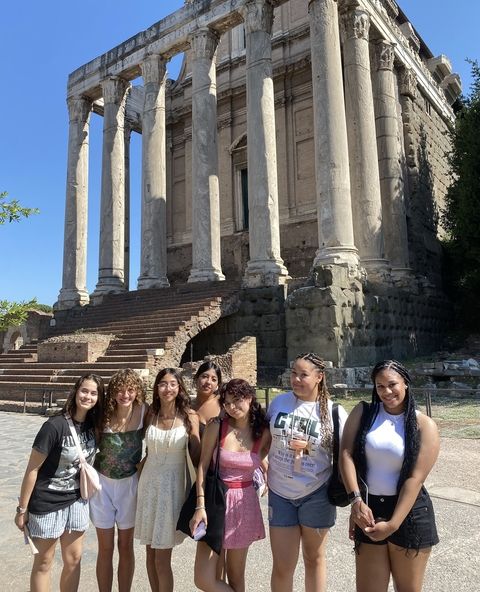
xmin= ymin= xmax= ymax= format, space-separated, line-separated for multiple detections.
xmin=193 ymin=520 xmax=206 ymax=541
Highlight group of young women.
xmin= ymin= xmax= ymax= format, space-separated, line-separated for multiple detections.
xmin=15 ymin=354 xmax=440 ymax=592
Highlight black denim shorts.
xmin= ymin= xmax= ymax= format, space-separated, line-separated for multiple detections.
xmin=355 ymin=486 xmax=439 ymax=550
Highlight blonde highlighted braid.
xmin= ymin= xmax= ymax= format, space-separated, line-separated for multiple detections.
xmin=294 ymin=352 xmax=333 ymax=451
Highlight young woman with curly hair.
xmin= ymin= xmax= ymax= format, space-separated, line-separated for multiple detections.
xmin=267 ymin=352 xmax=348 ymax=592
xmin=340 ymin=360 xmax=439 ymax=592
xmin=135 ymin=368 xmax=200 ymax=592
xmin=190 ymin=378 xmax=271 ymax=592
xmin=89 ymin=368 xmax=147 ymax=592
xmin=14 ymin=373 xmax=104 ymax=592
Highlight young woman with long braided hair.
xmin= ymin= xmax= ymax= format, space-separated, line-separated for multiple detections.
xmin=340 ymin=360 xmax=439 ymax=592
xmin=266 ymin=352 xmax=348 ymax=592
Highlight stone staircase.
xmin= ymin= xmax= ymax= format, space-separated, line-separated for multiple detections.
xmin=0 ymin=282 xmax=240 ymax=409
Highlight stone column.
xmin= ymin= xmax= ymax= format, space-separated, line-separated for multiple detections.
xmin=188 ymin=28 xmax=225 ymax=283
xmin=373 ymin=40 xmax=410 ymax=278
xmin=340 ymin=3 xmax=388 ymax=277
xmin=138 ymin=54 xmax=170 ymax=289
xmin=92 ymin=77 xmax=130 ymax=302
xmin=308 ymin=0 xmax=359 ymax=270
xmin=56 ymin=96 xmax=92 ymax=310
xmin=241 ymin=0 xmax=289 ymax=287
xmin=124 ymin=124 xmax=131 ymax=290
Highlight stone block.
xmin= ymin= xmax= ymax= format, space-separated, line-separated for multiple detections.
xmin=38 ymin=333 xmax=113 ymax=363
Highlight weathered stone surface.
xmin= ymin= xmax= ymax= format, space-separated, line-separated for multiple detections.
xmin=38 ymin=334 xmax=114 ymax=363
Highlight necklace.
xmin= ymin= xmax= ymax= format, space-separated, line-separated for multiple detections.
xmin=154 ymin=412 xmax=178 ymax=453
xmin=110 ymin=405 xmax=134 ymax=433
xmin=230 ymin=424 xmax=250 ymax=450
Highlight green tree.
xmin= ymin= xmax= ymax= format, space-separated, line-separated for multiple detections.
xmin=0 ymin=191 xmax=39 ymax=225
xmin=442 ymin=60 xmax=480 ymax=327
xmin=0 ymin=299 xmax=38 ymax=332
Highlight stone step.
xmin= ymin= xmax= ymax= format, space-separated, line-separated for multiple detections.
xmin=98 ymin=355 xmax=150 ymax=363
xmin=0 ymin=361 xmax=150 ymax=371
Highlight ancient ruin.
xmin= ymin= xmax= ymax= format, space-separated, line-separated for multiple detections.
xmin=51 ymin=0 xmax=461 ymax=379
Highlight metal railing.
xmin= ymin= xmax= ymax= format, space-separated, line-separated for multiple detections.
xmin=257 ymin=386 xmax=480 ymax=417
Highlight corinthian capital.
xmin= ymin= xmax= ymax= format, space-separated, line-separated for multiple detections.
xmin=67 ymin=96 xmax=92 ymax=123
xmin=399 ymin=67 xmax=418 ymax=100
xmin=101 ymin=77 xmax=130 ymax=105
xmin=240 ymin=0 xmax=274 ymax=35
xmin=141 ymin=54 xmax=167 ymax=85
xmin=189 ymin=28 xmax=219 ymax=60
xmin=340 ymin=8 xmax=370 ymax=42
xmin=375 ymin=40 xmax=395 ymax=71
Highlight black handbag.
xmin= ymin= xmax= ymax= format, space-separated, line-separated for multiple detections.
xmin=177 ymin=422 xmax=227 ymax=555
xmin=327 ymin=403 xmax=349 ymax=507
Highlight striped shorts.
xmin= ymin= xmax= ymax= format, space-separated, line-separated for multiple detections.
xmin=28 ymin=498 xmax=89 ymax=539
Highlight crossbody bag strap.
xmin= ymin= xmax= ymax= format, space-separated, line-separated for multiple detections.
xmin=331 ymin=403 xmax=340 ymax=468
xmin=213 ymin=420 xmax=224 ymax=477
xmin=65 ymin=414 xmax=86 ymax=463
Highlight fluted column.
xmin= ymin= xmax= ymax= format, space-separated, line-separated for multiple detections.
xmin=340 ymin=3 xmax=388 ymax=277
xmin=92 ymin=77 xmax=130 ymax=301
xmin=188 ymin=28 xmax=225 ymax=283
xmin=56 ymin=96 xmax=92 ymax=310
xmin=241 ymin=0 xmax=289 ymax=287
xmin=308 ymin=0 xmax=359 ymax=270
xmin=138 ymin=54 xmax=170 ymax=289
xmin=373 ymin=40 xmax=410 ymax=277
xmin=124 ymin=124 xmax=131 ymax=291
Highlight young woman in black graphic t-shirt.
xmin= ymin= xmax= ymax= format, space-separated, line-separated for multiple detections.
xmin=14 ymin=374 xmax=104 ymax=592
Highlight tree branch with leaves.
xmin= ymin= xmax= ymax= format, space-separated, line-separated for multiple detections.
xmin=0 ymin=191 xmax=39 ymax=225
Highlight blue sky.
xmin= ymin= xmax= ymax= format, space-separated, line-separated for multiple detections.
xmin=1 ymin=0 xmax=477 ymax=306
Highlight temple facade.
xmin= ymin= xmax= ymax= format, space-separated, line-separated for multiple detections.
xmin=56 ymin=0 xmax=461 ymax=372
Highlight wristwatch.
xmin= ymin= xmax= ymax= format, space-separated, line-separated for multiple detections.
xmin=16 ymin=505 xmax=27 ymax=514
xmin=348 ymin=491 xmax=362 ymax=504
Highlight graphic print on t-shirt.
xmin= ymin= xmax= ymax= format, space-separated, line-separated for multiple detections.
xmin=48 ymin=429 xmax=96 ymax=492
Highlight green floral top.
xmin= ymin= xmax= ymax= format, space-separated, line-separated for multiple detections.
xmin=94 ymin=404 xmax=145 ymax=479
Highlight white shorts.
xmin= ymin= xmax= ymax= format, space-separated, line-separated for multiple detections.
xmin=89 ymin=472 xmax=138 ymax=530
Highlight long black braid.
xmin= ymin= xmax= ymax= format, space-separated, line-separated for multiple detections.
xmin=353 ymin=360 xmax=420 ymax=493
xmin=294 ymin=352 xmax=333 ymax=451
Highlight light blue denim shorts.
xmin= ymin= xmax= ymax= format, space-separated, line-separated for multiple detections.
xmin=268 ymin=481 xmax=336 ymax=529
xmin=28 ymin=498 xmax=89 ymax=539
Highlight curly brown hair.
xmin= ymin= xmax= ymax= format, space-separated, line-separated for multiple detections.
xmin=101 ymin=369 xmax=146 ymax=432
xmin=151 ymin=368 xmax=193 ymax=435
xmin=293 ymin=352 xmax=332 ymax=451
xmin=219 ymin=378 xmax=267 ymax=441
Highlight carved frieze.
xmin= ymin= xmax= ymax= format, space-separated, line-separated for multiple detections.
xmin=375 ymin=40 xmax=395 ymax=71
xmin=67 ymin=96 xmax=92 ymax=123
xmin=340 ymin=8 xmax=370 ymax=42
xmin=189 ymin=27 xmax=219 ymax=59
xmin=240 ymin=0 xmax=274 ymax=35
xmin=381 ymin=0 xmax=399 ymax=19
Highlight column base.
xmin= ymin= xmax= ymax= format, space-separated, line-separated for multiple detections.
xmin=188 ymin=268 xmax=226 ymax=283
xmin=313 ymin=247 xmax=360 ymax=271
xmin=137 ymin=276 xmax=170 ymax=290
xmin=91 ymin=277 xmax=126 ymax=305
xmin=242 ymin=259 xmax=290 ymax=288
xmin=54 ymin=288 xmax=90 ymax=310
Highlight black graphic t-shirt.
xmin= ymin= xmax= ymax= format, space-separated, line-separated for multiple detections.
xmin=28 ymin=414 xmax=96 ymax=514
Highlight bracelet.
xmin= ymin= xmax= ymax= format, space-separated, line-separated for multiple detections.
xmin=350 ymin=497 xmax=362 ymax=507
xmin=196 ymin=495 xmax=205 ymax=498
xmin=195 ymin=505 xmax=206 ymax=510
xmin=16 ymin=505 xmax=27 ymax=515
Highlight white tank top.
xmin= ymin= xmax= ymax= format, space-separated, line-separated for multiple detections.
xmin=365 ymin=404 xmax=405 ymax=495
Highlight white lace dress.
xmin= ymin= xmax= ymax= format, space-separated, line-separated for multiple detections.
xmin=135 ymin=424 xmax=189 ymax=548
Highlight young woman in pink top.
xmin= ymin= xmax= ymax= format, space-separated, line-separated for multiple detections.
xmin=190 ymin=379 xmax=271 ymax=592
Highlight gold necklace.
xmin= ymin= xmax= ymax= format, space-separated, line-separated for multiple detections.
xmin=110 ymin=405 xmax=133 ymax=433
